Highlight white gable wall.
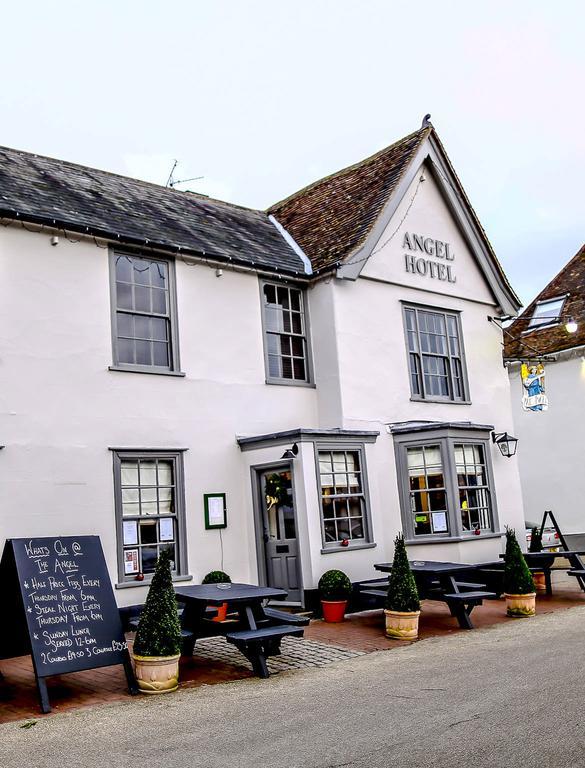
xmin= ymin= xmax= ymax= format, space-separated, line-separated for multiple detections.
xmin=324 ymin=161 xmax=525 ymax=564
xmin=361 ymin=164 xmax=496 ymax=306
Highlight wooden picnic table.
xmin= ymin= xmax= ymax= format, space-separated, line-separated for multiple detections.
xmin=175 ymin=583 xmax=306 ymax=678
xmin=498 ymin=550 xmax=585 ymax=594
xmin=373 ymin=560 xmax=495 ymax=630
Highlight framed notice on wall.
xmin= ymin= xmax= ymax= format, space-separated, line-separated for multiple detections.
xmin=204 ymin=493 xmax=227 ymax=529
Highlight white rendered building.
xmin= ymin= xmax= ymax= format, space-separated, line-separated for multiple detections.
xmin=0 ymin=119 xmax=525 ymax=608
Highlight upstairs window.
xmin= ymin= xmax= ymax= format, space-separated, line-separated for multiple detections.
xmin=261 ymin=282 xmax=311 ymax=384
xmin=404 ymin=305 xmax=468 ymax=402
xmin=527 ymin=297 xmax=566 ymax=330
xmin=110 ymin=252 xmax=180 ymax=373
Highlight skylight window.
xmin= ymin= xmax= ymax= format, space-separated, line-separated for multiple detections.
xmin=527 ymin=297 xmax=566 ymax=330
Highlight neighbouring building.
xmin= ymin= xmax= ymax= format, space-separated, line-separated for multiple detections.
xmin=504 ymin=244 xmax=585 ymax=539
xmin=0 ymin=118 xmax=526 ymax=609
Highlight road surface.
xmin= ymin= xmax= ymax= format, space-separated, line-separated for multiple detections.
xmin=2 ymin=605 xmax=585 ymax=767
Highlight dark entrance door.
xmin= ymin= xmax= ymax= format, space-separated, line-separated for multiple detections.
xmin=257 ymin=466 xmax=301 ymax=602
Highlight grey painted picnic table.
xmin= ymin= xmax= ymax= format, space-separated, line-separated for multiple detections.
xmin=499 ymin=550 xmax=585 ymax=594
xmin=175 ymin=583 xmax=294 ymax=677
xmin=374 ymin=560 xmax=494 ymax=629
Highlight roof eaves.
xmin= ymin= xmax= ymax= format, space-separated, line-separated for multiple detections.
xmin=0 ymin=206 xmax=312 ymax=281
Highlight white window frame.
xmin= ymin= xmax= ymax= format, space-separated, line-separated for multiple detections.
xmin=525 ymin=295 xmax=568 ymax=332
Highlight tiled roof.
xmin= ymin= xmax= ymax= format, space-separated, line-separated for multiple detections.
xmin=504 ymin=244 xmax=585 ymax=359
xmin=0 ymin=146 xmax=307 ymax=276
xmin=268 ymin=128 xmax=430 ymax=272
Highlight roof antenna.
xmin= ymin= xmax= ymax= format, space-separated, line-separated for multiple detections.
xmin=165 ymin=160 xmax=204 ymax=189
xmin=421 ymin=113 xmax=432 ymax=128
xmin=165 ymin=160 xmax=178 ymax=188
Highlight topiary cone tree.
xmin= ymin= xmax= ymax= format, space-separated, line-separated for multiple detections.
xmin=528 ymin=527 xmax=543 ymax=553
xmin=504 ymin=527 xmax=536 ymax=618
xmin=504 ymin=527 xmax=535 ymax=595
xmin=386 ymin=533 xmax=420 ymax=614
xmin=134 ymin=549 xmax=182 ymax=658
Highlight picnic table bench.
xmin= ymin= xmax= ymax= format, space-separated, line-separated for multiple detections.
xmin=175 ymin=583 xmax=305 ymax=678
xmin=497 ymin=550 xmax=585 ymax=594
xmin=226 ymin=625 xmax=304 ymax=678
xmin=370 ymin=561 xmax=496 ymax=630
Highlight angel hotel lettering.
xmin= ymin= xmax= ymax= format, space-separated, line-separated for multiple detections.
xmin=403 ymin=232 xmax=456 ymax=283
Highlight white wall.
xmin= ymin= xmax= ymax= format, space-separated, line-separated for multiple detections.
xmin=326 ymin=161 xmax=525 ymax=564
xmin=0 ymin=226 xmax=318 ymax=606
xmin=509 ymin=355 xmax=585 ymax=534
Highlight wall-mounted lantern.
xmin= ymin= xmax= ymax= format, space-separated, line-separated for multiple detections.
xmin=492 ymin=431 xmax=518 ymax=458
xmin=281 ymin=443 xmax=299 ymax=460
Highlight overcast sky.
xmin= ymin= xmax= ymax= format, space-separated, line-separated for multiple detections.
xmin=1 ymin=1 xmax=583 ymax=307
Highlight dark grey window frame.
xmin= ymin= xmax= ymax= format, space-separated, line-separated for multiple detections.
xmin=393 ymin=427 xmax=500 ymax=545
xmin=402 ymin=302 xmax=470 ymax=404
xmin=259 ymin=279 xmax=315 ymax=387
xmin=109 ymin=248 xmax=183 ymax=376
xmin=314 ymin=441 xmax=375 ymax=553
xmin=112 ymin=448 xmax=189 ymax=587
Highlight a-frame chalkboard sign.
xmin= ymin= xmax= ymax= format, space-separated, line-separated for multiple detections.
xmin=0 ymin=536 xmax=137 ymax=713
xmin=538 ymin=510 xmax=569 ymax=551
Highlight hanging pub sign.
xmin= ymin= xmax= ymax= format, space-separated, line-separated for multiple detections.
xmin=521 ymin=363 xmax=548 ymax=412
xmin=0 ymin=536 xmax=137 ymax=713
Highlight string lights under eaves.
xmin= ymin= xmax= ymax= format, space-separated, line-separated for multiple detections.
xmin=341 ymin=172 xmax=425 ymax=269
xmin=0 ymin=213 xmax=307 ymax=283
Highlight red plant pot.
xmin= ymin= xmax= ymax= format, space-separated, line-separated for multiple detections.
xmin=321 ymin=600 xmax=348 ymax=623
xmin=212 ymin=602 xmax=229 ymax=622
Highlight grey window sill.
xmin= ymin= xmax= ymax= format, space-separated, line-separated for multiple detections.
xmin=409 ymin=396 xmax=471 ymax=405
xmin=109 ymin=365 xmax=186 ymax=378
xmin=265 ymin=378 xmax=316 ymax=389
xmin=115 ymin=574 xmax=193 ymax=589
xmin=320 ymin=542 xmax=377 ymax=555
xmin=404 ymin=532 xmax=504 ymax=546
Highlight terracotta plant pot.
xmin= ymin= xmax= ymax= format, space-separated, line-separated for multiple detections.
xmin=132 ymin=653 xmax=181 ymax=694
xmin=212 ymin=602 xmax=229 ymax=622
xmin=505 ymin=592 xmax=536 ymax=618
xmin=384 ymin=609 xmax=421 ymax=640
xmin=532 ymin=572 xmax=547 ymax=593
xmin=321 ymin=600 xmax=348 ymax=623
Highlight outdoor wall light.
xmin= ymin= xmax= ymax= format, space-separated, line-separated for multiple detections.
xmin=492 ymin=431 xmax=518 ymax=458
xmin=281 ymin=443 xmax=299 ymax=460
xmin=565 ymin=318 xmax=578 ymax=334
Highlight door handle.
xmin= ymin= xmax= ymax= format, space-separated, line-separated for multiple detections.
xmin=263 ymin=533 xmax=270 ymax=543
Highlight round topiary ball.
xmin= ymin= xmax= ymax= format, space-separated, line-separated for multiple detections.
xmin=318 ymin=569 xmax=352 ymax=601
xmin=202 ymin=570 xmax=231 ymax=584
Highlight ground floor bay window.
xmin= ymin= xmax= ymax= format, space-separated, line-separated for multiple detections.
xmin=392 ymin=423 xmax=499 ymax=542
